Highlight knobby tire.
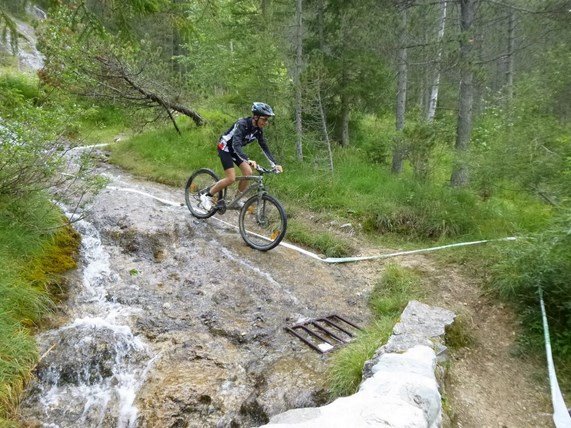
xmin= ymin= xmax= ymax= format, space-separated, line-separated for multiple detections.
xmin=239 ymin=194 xmax=287 ymax=251
xmin=184 ymin=168 xmax=222 ymax=219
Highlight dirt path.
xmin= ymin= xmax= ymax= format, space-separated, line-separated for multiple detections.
xmin=412 ymin=259 xmax=552 ymax=427
xmin=335 ymin=246 xmax=554 ymax=427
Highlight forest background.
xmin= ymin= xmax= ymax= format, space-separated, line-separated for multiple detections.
xmin=0 ymin=0 xmax=569 ymax=426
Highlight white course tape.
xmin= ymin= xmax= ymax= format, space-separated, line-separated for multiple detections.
xmin=70 ymin=143 xmax=111 ymax=150
xmin=539 ymin=287 xmax=571 ymax=428
xmin=107 ymin=187 xmax=181 ymax=207
xmin=107 ymin=186 xmax=517 ymax=262
xmin=320 ymin=237 xmax=517 ymax=263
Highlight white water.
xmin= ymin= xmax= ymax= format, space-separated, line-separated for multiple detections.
xmin=24 ymin=214 xmax=156 ymax=428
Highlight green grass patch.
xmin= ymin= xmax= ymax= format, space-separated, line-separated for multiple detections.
xmin=0 ymin=194 xmax=80 ymax=421
xmin=286 ymin=216 xmax=354 ymax=258
xmin=74 ymin=104 xmax=132 ymax=145
xmin=326 ymin=264 xmax=424 ymax=398
xmin=0 ymin=69 xmax=39 ymax=110
xmin=368 ymin=263 xmax=425 ymax=317
xmin=109 ymin=112 xmax=230 ymax=186
xmin=326 ymin=317 xmax=395 ymax=397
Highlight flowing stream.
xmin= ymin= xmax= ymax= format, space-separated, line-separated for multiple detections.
xmin=20 ymin=212 xmax=157 ymax=427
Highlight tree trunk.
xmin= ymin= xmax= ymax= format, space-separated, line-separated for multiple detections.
xmin=506 ymin=7 xmax=515 ymax=103
xmin=294 ymin=0 xmax=303 ymax=160
xmin=340 ymin=92 xmax=350 ymax=147
xmin=317 ymin=82 xmax=334 ymax=173
xmin=450 ymin=0 xmax=477 ymax=187
xmin=391 ymin=4 xmax=408 ymax=174
xmin=337 ymin=9 xmax=350 ymax=148
xmin=427 ymin=0 xmax=447 ymax=122
xmin=170 ymin=0 xmax=181 ymax=76
xmin=317 ymin=0 xmax=325 ymax=51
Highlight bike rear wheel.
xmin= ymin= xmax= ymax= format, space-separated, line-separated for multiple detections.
xmin=185 ymin=168 xmax=222 ymax=219
xmin=239 ymin=194 xmax=287 ymax=251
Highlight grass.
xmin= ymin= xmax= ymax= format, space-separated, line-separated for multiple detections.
xmin=74 ymin=104 xmax=132 ymax=145
xmin=0 ymin=195 xmax=80 ymax=422
xmin=326 ymin=264 xmax=424 ymax=398
xmin=109 ymin=117 xmax=224 ymax=186
xmin=326 ymin=317 xmax=395 ymax=397
xmin=286 ymin=213 xmax=354 ymax=258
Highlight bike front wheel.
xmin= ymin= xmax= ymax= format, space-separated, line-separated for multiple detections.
xmin=239 ymin=194 xmax=287 ymax=251
xmin=184 ymin=168 xmax=222 ymax=219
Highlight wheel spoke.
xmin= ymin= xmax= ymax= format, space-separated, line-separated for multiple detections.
xmin=184 ymin=169 xmax=220 ymax=219
xmin=239 ymin=194 xmax=287 ymax=251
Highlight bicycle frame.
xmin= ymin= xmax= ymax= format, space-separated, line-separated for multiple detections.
xmin=222 ymin=173 xmax=269 ymax=210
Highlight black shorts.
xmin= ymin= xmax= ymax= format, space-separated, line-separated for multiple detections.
xmin=218 ymin=148 xmax=245 ymax=170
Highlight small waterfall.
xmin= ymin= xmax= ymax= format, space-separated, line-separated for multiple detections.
xmin=20 ymin=214 xmax=156 ymax=428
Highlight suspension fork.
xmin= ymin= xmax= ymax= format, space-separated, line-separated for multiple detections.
xmin=255 ymin=190 xmax=268 ymax=223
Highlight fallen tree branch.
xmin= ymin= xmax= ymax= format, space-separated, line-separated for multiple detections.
xmin=91 ymin=55 xmax=205 ymax=131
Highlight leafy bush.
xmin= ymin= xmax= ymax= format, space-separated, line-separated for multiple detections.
xmin=0 ymin=72 xmax=39 ymax=108
xmin=353 ymin=115 xmax=395 ymax=165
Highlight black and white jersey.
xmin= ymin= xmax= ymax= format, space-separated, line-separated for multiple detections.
xmin=218 ymin=117 xmax=277 ymax=166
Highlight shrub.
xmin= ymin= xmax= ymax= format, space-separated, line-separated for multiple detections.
xmin=0 ymin=72 xmax=39 ymax=108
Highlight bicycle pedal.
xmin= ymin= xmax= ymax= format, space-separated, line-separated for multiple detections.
xmin=216 ymin=200 xmax=226 ymax=214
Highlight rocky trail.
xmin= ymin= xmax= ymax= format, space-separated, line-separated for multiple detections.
xmin=19 ymin=149 xmax=554 ymax=427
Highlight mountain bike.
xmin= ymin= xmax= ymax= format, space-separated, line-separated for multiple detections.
xmin=185 ymin=165 xmax=287 ymax=251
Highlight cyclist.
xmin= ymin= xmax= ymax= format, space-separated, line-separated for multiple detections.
xmin=200 ymin=102 xmax=283 ymax=211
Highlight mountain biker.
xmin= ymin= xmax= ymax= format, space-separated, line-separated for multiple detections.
xmin=200 ymin=102 xmax=283 ymax=211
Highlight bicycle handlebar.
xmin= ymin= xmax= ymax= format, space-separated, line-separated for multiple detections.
xmin=255 ymin=165 xmax=282 ymax=175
